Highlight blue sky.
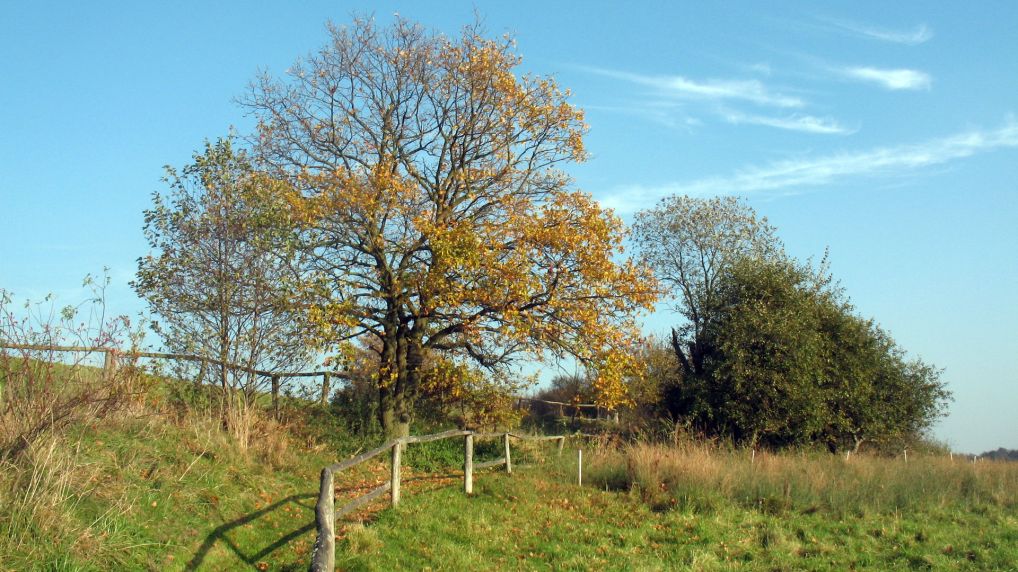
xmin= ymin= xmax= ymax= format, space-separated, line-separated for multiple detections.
xmin=1 ymin=1 xmax=1015 ymax=453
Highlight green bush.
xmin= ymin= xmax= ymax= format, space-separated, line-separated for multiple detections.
xmin=404 ymin=437 xmax=503 ymax=473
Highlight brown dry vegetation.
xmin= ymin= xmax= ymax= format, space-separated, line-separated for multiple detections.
xmin=585 ymin=440 xmax=1018 ymax=516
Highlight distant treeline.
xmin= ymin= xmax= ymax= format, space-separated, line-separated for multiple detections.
xmin=979 ymin=448 xmax=1018 ymax=461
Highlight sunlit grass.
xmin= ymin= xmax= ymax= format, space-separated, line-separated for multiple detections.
xmin=337 ymin=443 xmax=1018 ymax=571
xmin=585 ymin=442 xmax=1018 ymax=516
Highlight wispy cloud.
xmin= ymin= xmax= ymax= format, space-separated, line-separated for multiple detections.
xmin=582 ymin=66 xmax=805 ymax=108
xmin=820 ymin=18 xmax=933 ymax=45
xmin=579 ymin=65 xmax=853 ymax=135
xmin=581 ymin=102 xmax=702 ymax=131
xmin=599 ymin=118 xmax=1018 ymax=211
xmin=843 ymin=67 xmax=931 ymax=90
xmin=721 ymin=110 xmax=854 ymax=134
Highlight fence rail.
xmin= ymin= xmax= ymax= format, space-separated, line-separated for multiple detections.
xmin=2 ymin=343 xmax=620 ymax=419
xmin=2 ymin=342 xmax=604 ymax=571
xmin=0 ymin=342 xmax=345 ymax=410
xmin=517 ymin=396 xmax=619 ymax=423
xmin=308 ymin=429 xmax=571 ymax=572
xmin=0 ymin=342 xmax=340 ymax=378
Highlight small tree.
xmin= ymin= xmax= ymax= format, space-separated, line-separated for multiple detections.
xmin=416 ymin=356 xmax=529 ymax=431
xmin=244 ymin=18 xmax=655 ymax=438
xmin=703 ymin=258 xmax=832 ymax=446
xmin=821 ymin=310 xmax=950 ymax=452
xmin=133 ymin=138 xmax=314 ymax=433
xmin=625 ymin=336 xmax=680 ymax=421
xmin=633 ymin=196 xmax=780 ymax=381
xmin=685 ymin=256 xmax=951 ymax=449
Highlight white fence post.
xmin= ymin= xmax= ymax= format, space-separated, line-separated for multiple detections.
xmin=464 ymin=433 xmax=474 ymax=495
xmin=503 ymin=432 xmax=512 ymax=474
xmin=391 ymin=440 xmax=402 ymax=507
xmin=578 ymin=449 xmax=583 ymax=487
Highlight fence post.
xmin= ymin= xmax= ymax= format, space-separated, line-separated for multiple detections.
xmin=102 ymin=350 xmax=117 ymax=380
xmin=503 ymin=432 xmax=512 ymax=474
xmin=271 ymin=375 xmax=280 ymax=419
xmin=578 ymin=449 xmax=583 ymax=486
xmin=311 ymin=468 xmax=335 ymax=571
xmin=320 ymin=372 xmax=331 ymax=407
xmin=391 ymin=440 xmax=402 ymax=507
xmin=557 ymin=436 xmax=565 ymax=457
xmin=464 ymin=433 xmax=474 ymax=495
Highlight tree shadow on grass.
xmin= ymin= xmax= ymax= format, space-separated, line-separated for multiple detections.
xmin=185 ymin=493 xmax=317 ymax=571
xmin=185 ymin=472 xmax=486 ymax=570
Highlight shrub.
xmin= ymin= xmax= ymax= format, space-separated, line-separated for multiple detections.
xmin=0 ymin=276 xmax=145 ymax=460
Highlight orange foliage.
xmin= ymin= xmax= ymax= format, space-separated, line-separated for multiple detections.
xmin=247 ymin=18 xmax=657 ymax=411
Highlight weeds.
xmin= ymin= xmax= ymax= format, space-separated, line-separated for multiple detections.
xmin=0 ymin=437 xmax=76 ymax=553
xmin=584 ymin=441 xmax=1018 ymax=517
xmin=0 ymin=277 xmax=147 ymax=460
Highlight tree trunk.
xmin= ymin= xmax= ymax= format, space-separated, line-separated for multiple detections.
xmin=377 ymin=322 xmax=425 ymax=441
xmin=320 ymin=372 xmax=331 ymax=407
xmin=377 ymin=366 xmax=411 ymax=440
xmin=196 ymin=359 xmax=207 ymax=386
xmin=379 ymin=401 xmax=410 ymax=439
xmin=670 ymin=328 xmax=693 ymax=379
xmin=377 ymin=320 xmax=403 ymax=439
xmin=219 ymin=343 xmax=230 ymax=430
xmin=271 ymin=375 xmax=280 ymax=420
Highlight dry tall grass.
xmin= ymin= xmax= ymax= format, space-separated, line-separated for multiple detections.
xmin=1 ymin=281 xmax=147 ymax=460
xmin=585 ymin=441 xmax=1018 ymax=516
xmin=0 ymin=356 xmax=145 ymax=460
xmin=0 ymin=435 xmax=122 ymax=564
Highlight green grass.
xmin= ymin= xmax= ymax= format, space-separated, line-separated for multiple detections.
xmin=0 ymin=398 xmax=537 ymax=571
xmin=339 ymin=458 xmax=1018 ymax=571
xmin=0 ymin=411 xmax=388 ymax=571
xmin=3 ymin=360 xmax=1016 ymax=571
xmin=5 ymin=414 xmax=1017 ymax=571
xmin=340 ymin=445 xmax=1018 ymax=569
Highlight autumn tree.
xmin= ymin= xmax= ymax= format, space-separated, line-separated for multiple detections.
xmin=625 ymin=336 xmax=680 ymax=420
xmin=416 ymin=356 xmax=530 ymax=431
xmin=243 ymin=18 xmax=654 ymax=438
xmin=134 ymin=138 xmax=314 ymax=431
xmin=330 ymin=339 xmax=529 ymax=434
xmin=633 ymin=196 xmax=780 ymax=381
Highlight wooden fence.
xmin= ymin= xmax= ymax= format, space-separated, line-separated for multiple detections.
xmin=309 ymin=429 xmax=570 ymax=572
xmin=1 ymin=344 xmax=617 ymax=420
xmin=517 ymin=396 xmax=620 ymax=423
xmin=2 ymin=342 xmax=604 ymax=570
xmin=0 ymin=342 xmax=342 ymax=411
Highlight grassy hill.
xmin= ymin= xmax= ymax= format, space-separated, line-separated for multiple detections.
xmin=2 ymin=412 xmax=332 ymax=571
xmin=2 ymin=359 xmax=1016 ymax=570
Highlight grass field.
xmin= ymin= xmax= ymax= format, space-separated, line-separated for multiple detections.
xmin=339 ymin=472 xmax=1018 ymax=571
xmin=337 ymin=441 xmax=1018 ymax=569
xmin=0 ymin=408 xmax=509 ymax=571
xmin=2 ymin=414 xmax=330 ymax=571
xmin=2 ymin=378 xmax=1016 ymax=571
